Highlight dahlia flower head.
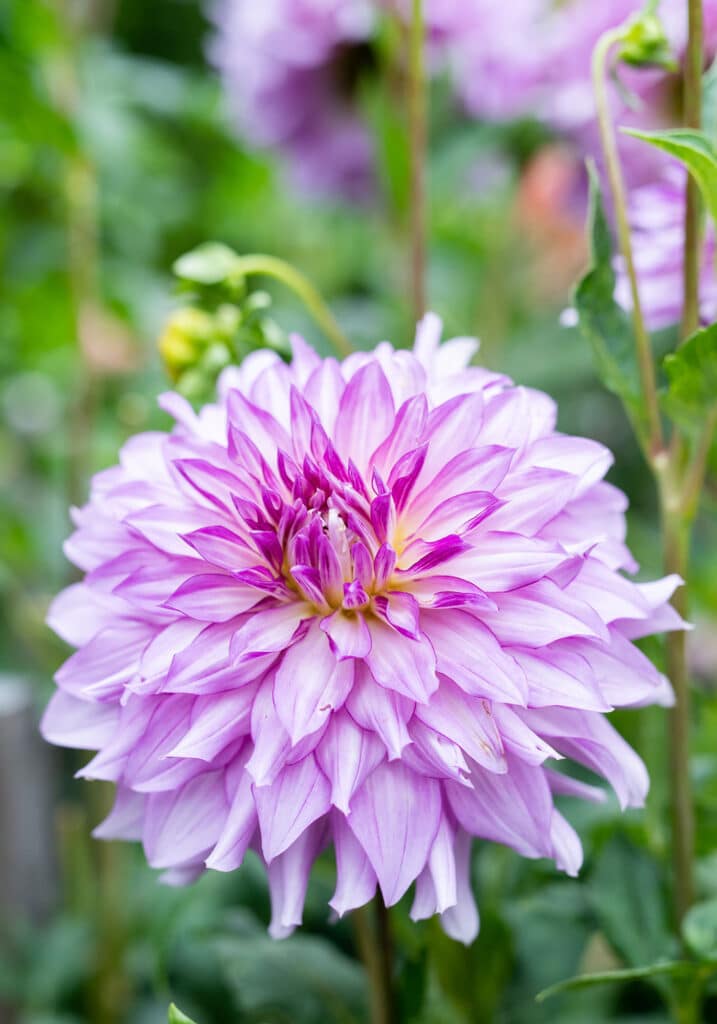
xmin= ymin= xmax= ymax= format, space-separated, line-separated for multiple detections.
xmin=615 ymin=166 xmax=717 ymax=330
xmin=43 ymin=315 xmax=681 ymax=943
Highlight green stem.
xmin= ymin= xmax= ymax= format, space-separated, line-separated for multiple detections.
xmin=592 ymin=28 xmax=663 ymax=455
xmin=232 ymin=255 xmax=352 ymax=359
xmin=682 ymin=406 xmax=717 ymax=516
xmin=681 ymin=0 xmax=704 ymax=343
xmin=408 ymin=0 xmax=427 ymax=322
xmin=353 ymin=898 xmax=395 ymax=1024
xmin=656 ymin=466 xmax=695 ymax=928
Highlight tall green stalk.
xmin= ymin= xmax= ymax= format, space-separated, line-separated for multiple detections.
xmin=408 ymin=0 xmax=427 ymax=322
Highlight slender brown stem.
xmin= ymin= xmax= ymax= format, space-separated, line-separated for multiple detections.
xmin=592 ymin=29 xmax=663 ymax=455
xmin=353 ymin=899 xmax=395 ymax=1024
xmin=681 ymin=0 xmax=704 ymax=343
xmin=407 ymin=0 xmax=427 ymax=323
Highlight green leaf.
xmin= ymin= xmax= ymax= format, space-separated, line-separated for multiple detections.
xmin=683 ymin=899 xmax=717 ymax=961
xmin=213 ymin=930 xmax=368 ymax=1024
xmin=589 ymin=835 xmax=673 ymax=971
xmin=173 ymin=243 xmax=241 ymax=285
xmin=622 ymin=128 xmax=717 ymax=228
xmin=168 ymin=1005 xmax=198 ymax=1024
xmin=573 ymin=162 xmax=647 ymax=435
xmin=536 ymin=961 xmax=694 ymax=1003
xmin=663 ymin=322 xmax=717 ymax=429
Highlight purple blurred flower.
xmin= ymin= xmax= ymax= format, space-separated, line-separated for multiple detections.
xmin=43 ymin=315 xmax=680 ymax=941
xmin=208 ymin=0 xmax=377 ymax=201
xmin=615 ymin=167 xmax=717 ymax=330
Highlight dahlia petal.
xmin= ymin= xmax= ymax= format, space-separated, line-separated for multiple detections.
xmin=421 ymin=611 xmax=527 ymax=704
xmin=407 ymin=719 xmax=471 ymax=783
xmin=41 ymin=690 xmax=118 ymax=750
xmin=205 ymin=762 xmax=256 ymax=871
xmin=573 ymin=633 xmax=673 ymax=708
xmin=491 ymin=705 xmax=560 ymax=766
xmin=420 ymin=393 xmax=484 ymax=483
xmin=172 ymin=456 xmax=252 ymax=513
xmin=232 ymin=604 xmax=310 ymax=659
xmin=509 ymin=646 xmax=610 ymax=712
xmin=409 ymin=446 xmax=514 ymax=524
xmin=165 ymin=574 xmax=263 ymax=621
xmin=226 ymin=389 xmax=292 ymax=463
xmin=416 ymin=681 xmax=506 ymax=772
xmin=427 ymin=815 xmax=458 ymax=913
xmin=267 ymin=821 xmax=325 ymax=939
xmin=550 ymin=811 xmax=583 ymax=877
xmin=321 ymin=610 xmax=371 ymax=658
xmin=55 ymin=622 xmax=151 ymax=701
xmin=481 ymin=387 xmax=556 ymax=449
xmin=304 ymin=359 xmax=344 ymax=434
xmin=93 ymin=786 xmax=145 ymax=841
xmin=125 ymin=505 xmax=221 ymax=557
xmin=169 ymin=686 xmax=257 ymax=761
xmin=373 ymin=592 xmax=420 ymax=639
xmin=348 ymin=760 xmax=441 ymax=906
xmin=439 ymin=830 xmax=479 ymax=945
xmin=489 ymin=467 xmax=578 ymax=534
xmin=274 ymin=624 xmax=352 ymax=742
xmin=371 ymin=394 xmax=428 ymax=475
xmin=403 ymin=574 xmax=494 ymax=610
xmin=567 ymin=560 xmax=654 ymax=624
xmin=46 ymin=583 xmax=119 ymax=645
xmin=316 ymin=710 xmax=384 ymax=814
xmin=347 ymin=665 xmax=414 ymax=760
xmin=331 ymin=813 xmax=377 ymax=917
xmin=364 ymin=618 xmax=438 ymax=703
xmin=180 ymin=525 xmax=258 ymax=571
xmin=247 ymin=679 xmax=292 ymax=787
xmin=255 ymin=753 xmax=331 ymax=861
xmin=523 ymin=708 xmax=648 ymax=809
xmin=527 ymin=435 xmax=613 ymax=496
xmin=545 ymin=768 xmax=607 ymax=804
xmin=447 ymin=755 xmax=553 ymax=861
xmin=436 ymin=533 xmax=571 ymax=591
xmin=144 ymin=770 xmax=228 ymax=869
xmin=334 ymin=362 xmax=395 ymax=473
xmin=480 ymin=580 xmax=609 ymax=647
xmin=413 ymin=491 xmax=500 ymax=542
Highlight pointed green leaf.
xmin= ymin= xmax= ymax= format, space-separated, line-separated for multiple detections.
xmin=682 ymin=899 xmax=717 ymax=961
xmin=622 ymin=128 xmax=717 ymax=228
xmin=663 ymin=322 xmax=717 ymax=429
xmin=168 ymin=1004 xmax=198 ymax=1024
xmin=536 ymin=961 xmax=694 ymax=1003
xmin=573 ymin=162 xmax=647 ymax=436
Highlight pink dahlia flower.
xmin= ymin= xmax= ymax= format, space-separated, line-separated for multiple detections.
xmin=615 ymin=167 xmax=717 ymax=330
xmin=43 ymin=315 xmax=680 ymax=942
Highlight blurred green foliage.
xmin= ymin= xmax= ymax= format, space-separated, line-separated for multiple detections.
xmin=1 ymin=1 xmax=717 ymax=1023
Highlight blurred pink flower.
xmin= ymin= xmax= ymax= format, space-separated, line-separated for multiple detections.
xmin=615 ymin=167 xmax=717 ymax=330
xmin=43 ymin=316 xmax=680 ymax=941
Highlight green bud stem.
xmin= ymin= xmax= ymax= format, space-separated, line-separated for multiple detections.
xmin=232 ymin=255 xmax=353 ymax=359
xmin=592 ymin=27 xmax=664 ymax=457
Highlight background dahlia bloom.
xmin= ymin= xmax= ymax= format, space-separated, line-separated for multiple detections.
xmin=208 ymin=0 xmax=484 ymax=200
xmin=43 ymin=315 xmax=681 ymax=942
xmin=615 ymin=167 xmax=717 ymax=330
